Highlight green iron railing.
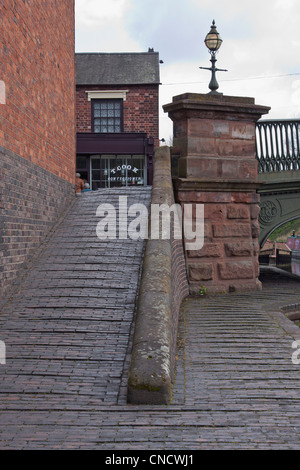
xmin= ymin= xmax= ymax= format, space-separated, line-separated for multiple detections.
xmin=256 ymin=119 xmax=300 ymax=173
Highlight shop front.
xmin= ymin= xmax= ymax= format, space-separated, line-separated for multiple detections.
xmin=76 ymin=133 xmax=154 ymax=189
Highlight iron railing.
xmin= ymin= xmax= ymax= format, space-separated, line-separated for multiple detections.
xmin=256 ymin=120 xmax=300 ymax=173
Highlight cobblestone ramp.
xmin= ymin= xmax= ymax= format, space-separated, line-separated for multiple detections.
xmin=174 ymin=274 xmax=300 ymax=407
xmin=0 ymin=187 xmax=152 ymax=407
xmin=1 ymin=207 xmax=300 ymax=448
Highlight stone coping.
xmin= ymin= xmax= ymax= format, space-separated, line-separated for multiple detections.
xmin=163 ymin=92 xmax=270 ymax=120
xmin=127 ymin=147 xmax=174 ymax=404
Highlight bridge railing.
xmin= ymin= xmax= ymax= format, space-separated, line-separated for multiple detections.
xmin=256 ymin=119 xmax=300 ymax=173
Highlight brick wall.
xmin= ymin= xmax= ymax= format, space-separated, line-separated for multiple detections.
xmin=0 ymin=146 xmax=75 ymax=298
xmin=76 ymin=84 xmax=159 ymax=148
xmin=0 ymin=0 xmax=76 ymax=299
xmin=0 ymin=0 xmax=75 ymax=183
xmin=170 ymin=207 xmax=190 ymax=379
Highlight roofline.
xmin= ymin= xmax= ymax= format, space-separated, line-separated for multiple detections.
xmin=76 ymin=82 xmax=161 ymax=87
xmin=75 ymin=51 xmax=159 ymax=56
xmin=75 ymin=51 xmax=161 ymax=86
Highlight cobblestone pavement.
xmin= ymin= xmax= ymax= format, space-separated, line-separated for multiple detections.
xmin=1 ymin=188 xmax=300 ymax=449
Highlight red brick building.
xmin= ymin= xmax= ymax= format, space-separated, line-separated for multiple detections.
xmin=0 ymin=0 xmax=76 ymax=298
xmin=75 ymin=51 xmax=160 ymax=188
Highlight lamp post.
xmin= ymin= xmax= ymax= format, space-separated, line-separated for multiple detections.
xmin=200 ymin=20 xmax=228 ymax=95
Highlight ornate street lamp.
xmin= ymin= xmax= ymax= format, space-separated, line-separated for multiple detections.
xmin=200 ymin=20 xmax=228 ymax=95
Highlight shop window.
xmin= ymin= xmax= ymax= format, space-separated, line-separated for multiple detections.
xmin=90 ymin=155 xmax=146 ymax=189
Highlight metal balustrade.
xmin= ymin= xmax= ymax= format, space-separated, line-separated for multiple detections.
xmin=256 ymin=120 xmax=300 ymax=173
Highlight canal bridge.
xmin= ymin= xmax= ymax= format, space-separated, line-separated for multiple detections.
xmin=256 ymin=119 xmax=300 ymax=246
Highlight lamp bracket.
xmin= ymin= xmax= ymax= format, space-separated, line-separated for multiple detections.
xmin=199 ymin=66 xmax=228 ymax=73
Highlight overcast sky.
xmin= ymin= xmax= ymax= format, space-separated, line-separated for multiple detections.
xmin=75 ymin=0 xmax=300 ymax=142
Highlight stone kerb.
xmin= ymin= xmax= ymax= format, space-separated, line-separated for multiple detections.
xmin=127 ymin=146 xmax=189 ymax=405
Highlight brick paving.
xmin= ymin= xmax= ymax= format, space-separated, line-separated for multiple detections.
xmin=1 ymin=189 xmax=300 ymax=449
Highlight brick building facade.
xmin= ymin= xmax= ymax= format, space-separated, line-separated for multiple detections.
xmin=0 ymin=0 xmax=76 ymax=299
xmin=75 ymin=52 xmax=160 ymax=189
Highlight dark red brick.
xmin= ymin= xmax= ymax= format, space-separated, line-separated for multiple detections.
xmin=76 ymin=84 xmax=159 ymax=149
xmin=0 ymin=1 xmax=76 ymax=298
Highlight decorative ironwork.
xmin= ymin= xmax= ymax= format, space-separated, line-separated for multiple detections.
xmin=256 ymin=119 xmax=300 ymax=173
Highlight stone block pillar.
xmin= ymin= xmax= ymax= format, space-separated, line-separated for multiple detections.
xmin=163 ymin=93 xmax=270 ymax=294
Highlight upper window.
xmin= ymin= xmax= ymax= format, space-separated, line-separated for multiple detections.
xmin=92 ymin=99 xmax=123 ymax=133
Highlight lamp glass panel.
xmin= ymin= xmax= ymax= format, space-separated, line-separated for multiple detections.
xmin=205 ymin=33 xmax=222 ymax=51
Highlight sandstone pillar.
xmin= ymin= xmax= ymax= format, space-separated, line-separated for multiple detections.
xmin=163 ymin=93 xmax=270 ymax=294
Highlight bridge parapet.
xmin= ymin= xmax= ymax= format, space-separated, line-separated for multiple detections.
xmin=256 ymin=119 xmax=300 ymax=246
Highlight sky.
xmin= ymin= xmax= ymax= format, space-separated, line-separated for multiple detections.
xmin=75 ymin=0 xmax=300 ymax=142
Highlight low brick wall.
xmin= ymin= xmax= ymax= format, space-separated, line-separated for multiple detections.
xmin=127 ymin=146 xmax=189 ymax=405
xmin=0 ymin=146 xmax=75 ymax=301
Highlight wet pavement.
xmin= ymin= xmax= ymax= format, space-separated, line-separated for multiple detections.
xmin=0 ymin=190 xmax=300 ymax=449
